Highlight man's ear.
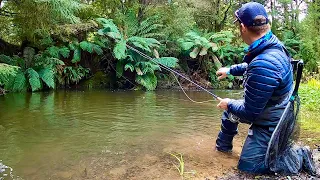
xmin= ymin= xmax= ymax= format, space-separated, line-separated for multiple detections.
xmin=240 ymin=23 xmax=247 ymax=33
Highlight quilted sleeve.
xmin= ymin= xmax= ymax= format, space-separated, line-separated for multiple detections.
xmin=227 ymin=59 xmax=281 ymax=122
xmin=229 ymin=63 xmax=248 ymax=76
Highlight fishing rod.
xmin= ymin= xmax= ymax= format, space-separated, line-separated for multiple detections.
xmin=124 ymin=44 xmax=221 ymax=100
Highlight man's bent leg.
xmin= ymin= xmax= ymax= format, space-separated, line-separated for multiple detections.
xmin=216 ymin=111 xmax=238 ymax=152
xmin=238 ymin=125 xmax=272 ymax=174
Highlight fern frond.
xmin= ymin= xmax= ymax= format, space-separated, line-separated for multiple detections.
xmin=135 ymin=73 xmax=157 ymax=91
xmin=72 ymin=48 xmax=81 ymax=63
xmin=0 ymin=63 xmax=19 ymax=86
xmin=113 ymin=40 xmax=127 ymax=60
xmin=137 ymin=16 xmax=163 ymax=37
xmin=96 ymin=18 xmax=121 ymax=35
xmin=59 ymin=46 xmax=70 ymax=58
xmin=128 ymin=37 xmax=151 ymax=52
xmin=92 ymin=44 xmax=103 ymax=55
xmin=38 ymin=68 xmax=55 ymax=89
xmin=46 ymin=46 xmax=60 ymax=58
xmin=178 ymin=39 xmax=195 ymax=51
xmin=80 ymin=41 xmax=103 ymax=55
xmin=27 ymin=68 xmax=41 ymax=91
xmin=123 ymin=9 xmax=139 ymax=37
xmin=11 ymin=70 xmax=27 ymax=92
xmin=0 ymin=55 xmax=15 ymax=65
xmin=154 ymin=57 xmax=178 ymax=68
xmin=124 ymin=63 xmax=134 ymax=72
xmin=80 ymin=41 xmax=93 ymax=53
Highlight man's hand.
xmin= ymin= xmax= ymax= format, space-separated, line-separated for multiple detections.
xmin=216 ymin=67 xmax=230 ymax=80
xmin=217 ymin=98 xmax=231 ymax=110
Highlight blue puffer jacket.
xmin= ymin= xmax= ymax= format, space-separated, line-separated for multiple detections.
xmin=227 ymin=34 xmax=293 ymax=127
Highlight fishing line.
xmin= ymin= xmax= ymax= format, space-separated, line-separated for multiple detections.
xmin=124 ymin=44 xmax=221 ymax=101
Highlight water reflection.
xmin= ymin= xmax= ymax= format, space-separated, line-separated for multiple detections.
xmin=0 ymin=90 xmax=241 ymax=179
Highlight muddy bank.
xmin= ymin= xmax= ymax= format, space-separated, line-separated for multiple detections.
xmin=52 ymin=125 xmax=319 ymax=180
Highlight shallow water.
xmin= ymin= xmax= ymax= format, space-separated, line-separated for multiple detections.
xmin=0 ymin=90 xmax=243 ymax=180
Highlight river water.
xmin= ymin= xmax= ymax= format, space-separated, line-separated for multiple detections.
xmin=0 ymin=90 xmax=245 ymax=180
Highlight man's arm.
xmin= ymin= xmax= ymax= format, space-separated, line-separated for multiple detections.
xmin=229 ymin=63 xmax=248 ymax=76
xmin=227 ymin=60 xmax=281 ymax=122
xmin=216 ymin=63 xmax=248 ymax=80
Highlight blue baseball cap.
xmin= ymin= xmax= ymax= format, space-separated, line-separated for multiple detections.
xmin=234 ymin=2 xmax=269 ymax=26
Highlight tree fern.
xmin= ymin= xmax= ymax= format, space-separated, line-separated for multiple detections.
xmin=26 ymin=68 xmax=41 ymax=91
xmin=38 ymin=68 xmax=55 ymax=89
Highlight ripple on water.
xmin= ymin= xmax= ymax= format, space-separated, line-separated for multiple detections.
xmin=0 ymin=90 xmax=242 ymax=179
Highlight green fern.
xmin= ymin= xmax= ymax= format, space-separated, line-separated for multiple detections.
xmin=63 ymin=66 xmax=89 ymax=85
xmin=114 ymin=40 xmax=127 ymax=60
xmin=80 ymin=41 xmax=103 ymax=55
xmin=80 ymin=41 xmax=94 ymax=53
xmin=26 ymin=68 xmax=41 ymax=91
xmin=10 ymin=70 xmax=27 ymax=92
xmin=0 ymin=63 xmax=19 ymax=86
xmin=136 ymin=73 xmax=157 ymax=91
xmin=154 ymin=57 xmax=178 ymax=68
xmin=72 ymin=48 xmax=81 ymax=63
xmin=0 ymin=55 xmax=15 ymax=65
xmin=124 ymin=63 xmax=134 ymax=72
xmin=178 ymin=31 xmax=218 ymax=59
xmin=137 ymin=16 xmax=164 ymax=38
xmin=96 ymin=18 xmax=122 ymax=39
xmin=59 ymin=46 xmax=70 ymax=58
xmin=122 ymin=9 xmax=139 ymax=37
xmin=38 ymin=68 xmax=55 ymax=89
xmin=136 ymin=61 xmax=160 ymax=75
xmin=46 ymin=46 xmax=61 ymax=58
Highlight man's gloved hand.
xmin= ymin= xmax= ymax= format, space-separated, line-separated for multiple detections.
xmin=216 ymin=67 xmax=230 ymax=80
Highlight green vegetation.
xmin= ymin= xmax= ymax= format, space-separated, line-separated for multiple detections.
xmin=0 ymin=0 xmax=319 ymax=92
xmin=299 ymin=79 xmax=320 ymax=133
xmin=169 ymin=153 xmax=196 ymax=179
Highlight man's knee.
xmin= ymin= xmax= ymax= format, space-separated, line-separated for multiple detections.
xmin=238 ymin=157 xmax=270 ymax=174
xmin=237 ymin=126 xmax=272 ymax=174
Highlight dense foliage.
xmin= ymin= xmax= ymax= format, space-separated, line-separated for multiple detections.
xmin=0 ymin=0 xmax=319 ymax=92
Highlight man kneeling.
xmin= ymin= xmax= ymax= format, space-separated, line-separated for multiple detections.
xmin=215 ymin=2 xmax=316 ymax=176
